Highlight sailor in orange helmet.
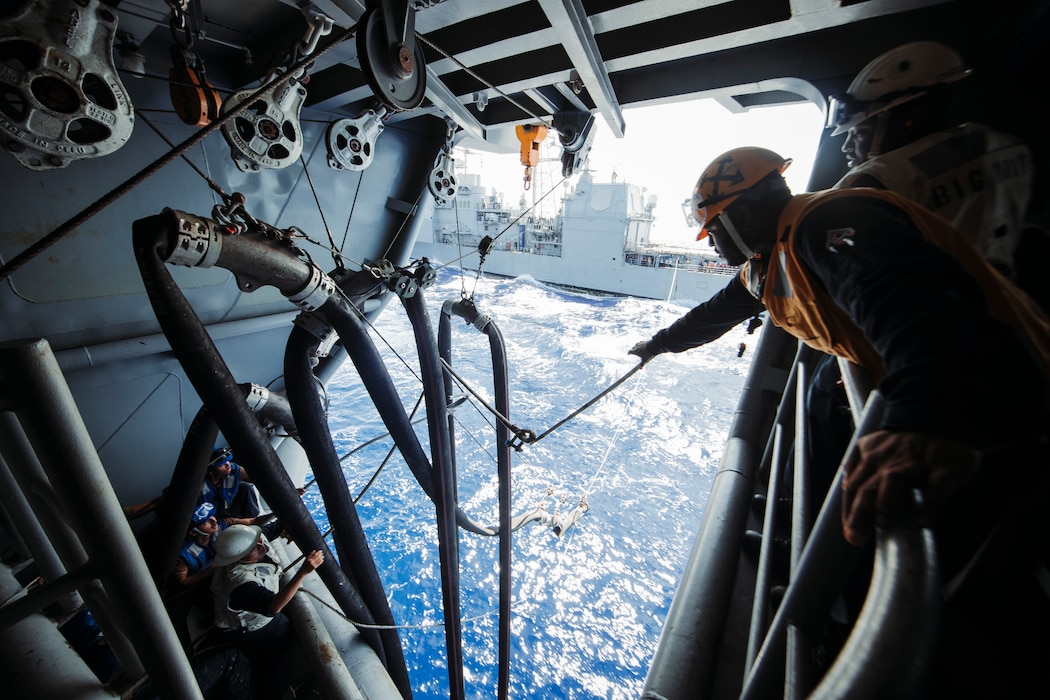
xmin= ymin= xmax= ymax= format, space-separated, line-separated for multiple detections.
xmin=630 ymin=144 xmax=1050 ymax=694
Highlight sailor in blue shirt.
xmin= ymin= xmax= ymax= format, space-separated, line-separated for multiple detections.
xmin=201 ymin=446 xmax=261 ymax=522
xmin=173 ymin=501 xmax=226 ymax=590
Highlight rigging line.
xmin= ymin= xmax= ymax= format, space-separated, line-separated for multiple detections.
xmin=340 ymin=167 xmax=366 ymax=260
xmin=440 ymin=357 xmax=520 ymax=437
xmin=429 ymin=175 xmax=568 ymax=272
xmin=330 ymin=283 xmax=424 ymax=386
xmin=299 ymin=392 xmax=428 ymax=493
xmin=416 ymin=33 xmax=554 ymax=129
xmin=353 ymin=431 xmax=404 ymax=503
xmin=442 ymin=356 xmax=648 ymax=447
xmin=380 ymin=186 xmax=428 ymax=262
xmin=580 ymin=370 xmax=644 ymax=497
xmin=116 ymin=69 xmax=237 ymax=94
xmin=138 ymin=111 xmax=358 ymax=272
xmin=530 ymin=361 xmax=647 ymax=444
xmin=300 ymin=587 xmax=497 ymax=631
xmin=449 ymin=408 xmax=499 ymax=468
xmin=292 ymin=439 xmax=402 ymax=570
xmin=338 ymin=393 xmax=441 ymax=463
xmin=0 ymin=24 xmax=358 ymax=283
xmin=298 ymin=152 xmax=343 ymax=270
xmin=132 ymin=110 xmax=228 ymax=201
xmin=454 ymin=190 xmax=467 ymax=299
xmin=556 ymin=372 xmax=647 ymax=552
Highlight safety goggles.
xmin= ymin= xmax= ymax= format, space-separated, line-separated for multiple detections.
xmin=209 ymin=448 xmax=234 ymax=470
xmin=684 ymin=191 xmax=742 ymax=240
xmin=826 ymin=94 xmax=865 ymax=135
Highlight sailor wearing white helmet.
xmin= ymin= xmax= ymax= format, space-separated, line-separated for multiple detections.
xmin=210 ymin=522 xmax=324 ymax=700
xmin=828 ymin=41 xmax=1033 ymax=279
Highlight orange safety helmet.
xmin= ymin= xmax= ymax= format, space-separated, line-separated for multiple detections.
xmin=690 ymin=147 xmax=792 ymax=240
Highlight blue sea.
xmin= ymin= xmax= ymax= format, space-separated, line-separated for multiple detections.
xmin=303 ymin=266 xmax=755 ymax=699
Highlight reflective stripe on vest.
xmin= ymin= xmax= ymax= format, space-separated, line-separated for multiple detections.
xmin=179 ymin=539 xmax=212 ymax=575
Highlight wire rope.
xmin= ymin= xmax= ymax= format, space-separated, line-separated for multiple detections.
xmin=299 ymin=153 xmax=342 ymax=270
xmin=0 ymin=25 xmax=357 ymax=283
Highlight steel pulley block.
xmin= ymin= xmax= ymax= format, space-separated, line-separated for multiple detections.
xmin=356 ymin=8 xmax=426 ymax=112
xmin=428 ymin=151 xmax=458 ymax=205
xmin=325 ymin=109 xmax=384 ymax=171
xmin=220 ymin=77 xmax=307 ymax=172
xmin=0 ymin=0 xmax=134 ymax=170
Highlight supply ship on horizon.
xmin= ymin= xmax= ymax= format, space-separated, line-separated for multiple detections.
xmin=414 ymin=168 xmax=738 ymax=303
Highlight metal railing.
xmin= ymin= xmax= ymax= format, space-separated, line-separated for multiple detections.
xmin=642 ymin=325 xmax=941 ymax=699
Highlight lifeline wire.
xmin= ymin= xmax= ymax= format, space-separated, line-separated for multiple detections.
xmin=301 ymin=587 xmax=497 ymax=631
xmin=440 ymin=356 xmax=648 ymax=447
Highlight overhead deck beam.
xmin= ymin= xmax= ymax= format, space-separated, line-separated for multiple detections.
xmin=535 ymin=0 xmax=625 ymax=137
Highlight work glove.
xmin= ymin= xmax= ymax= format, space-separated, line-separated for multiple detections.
xmin=628 ymin=340 xmax=655 ymax=363
xmin=841 ymin=429 xmax=978 ymax=547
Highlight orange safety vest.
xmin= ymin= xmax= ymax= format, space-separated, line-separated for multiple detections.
xmin=751 ymin=189 xmax=1050 ymax=381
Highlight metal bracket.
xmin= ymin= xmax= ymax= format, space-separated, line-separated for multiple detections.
xmin=163 ymin=209 xmax=223 ymax=268
xmin=287 ymin=264 xmax=337 ymax=311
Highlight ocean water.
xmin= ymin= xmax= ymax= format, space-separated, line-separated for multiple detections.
xmin=305 ymin=266 xmax=756 ymax=699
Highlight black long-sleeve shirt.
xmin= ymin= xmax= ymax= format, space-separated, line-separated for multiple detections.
xmin=644 ymin=196 xmax=1048 ymax=449
xmin=646 ymin=274 xmax=763 ymax=354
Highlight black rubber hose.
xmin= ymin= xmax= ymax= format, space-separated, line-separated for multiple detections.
xmin=323 ymin=295 xmax=494 ymax=536
xmin=487 ymin=316 xmax=513 ymax=700
xmin=437 ymin=304 xmax=459 ymax=489
xmin=147 ymin=407 xmax=218 ymax=589
xmin=131 ymin=215 xmax=393 ymax=676
xmin=440 ymin=298 xmax=513 ymax=700
xmin=402 ymin=291 xmax=465 ymax=700
xmin=284 ymin=324 xmax=410 ymax=695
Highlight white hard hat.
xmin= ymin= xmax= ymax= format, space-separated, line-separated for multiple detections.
xmin=214 ymin=524 xmax=262 ymax=566
xmin=827 ymin=41 xmax=971 ymax=135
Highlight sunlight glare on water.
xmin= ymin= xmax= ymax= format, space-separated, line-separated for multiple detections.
xmin=311 ymin=266 xmax=757 ymax=699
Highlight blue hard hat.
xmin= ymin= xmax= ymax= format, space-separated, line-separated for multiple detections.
xmin=191 ymin=501 xmax=216 ymax=525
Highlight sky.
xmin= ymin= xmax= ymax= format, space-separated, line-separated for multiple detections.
xmin=455 ymin=99 xmax=826 ymax=246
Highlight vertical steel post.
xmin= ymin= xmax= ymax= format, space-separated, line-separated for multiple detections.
xmin=786 ymin=361 xmax=813 ymax=699
xmin=0 ymin=410 xmax=141 ymax=678
xmin=0 ymin=338 xmax=202 ymax=700
xmin=0 ymin=448 xmax=81 ymax=613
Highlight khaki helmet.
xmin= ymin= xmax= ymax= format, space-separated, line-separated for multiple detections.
xmin=690 ymin=147 xmax=792 ymax=240
xmin=214 ymin=524 xmax=263 ymax=566
xmin=827 ymin=41 xmax=970 ymax=136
